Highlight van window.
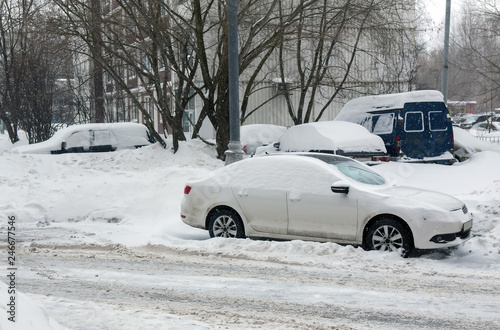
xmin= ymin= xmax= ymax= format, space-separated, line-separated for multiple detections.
xmin=405 ymin=112 xmax=424 ymax=132
xmin=371 ymin=113 xmax=394 ymax=134
xmin=429 ymin=111 xmax=448 ymax=131
xmin=342 ymin=113 xmax=394 ymax=135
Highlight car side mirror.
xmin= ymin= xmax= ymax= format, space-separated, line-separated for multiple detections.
xmin=331 ymin=181 xmax=350 ymax=194
xmin=61 ymin=141 xmax=67 ymax=150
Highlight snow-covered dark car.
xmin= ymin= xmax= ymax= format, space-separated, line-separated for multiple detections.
xmin=254 ymin=121 xmax=387 ymax=162
xmin=13 ymin=123 xmax=155 ymax=154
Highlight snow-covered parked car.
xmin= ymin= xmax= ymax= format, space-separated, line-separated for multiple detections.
xmin=335 ymin=90 xmax=455 ymax=164
xmin=459 ymin=114 xmax=491 ymax=130
xmin=240 ymin=124 xmax=287 ymax=155
xmin=255 ymin=121 xmax=387 ymax=162
xmin=181 ymin=153 xmax=472 ymax=257
xmin=469 ymin=122 xmax=500 ymax=137
xmin=13 ymin=123 xmax=155 ymax=154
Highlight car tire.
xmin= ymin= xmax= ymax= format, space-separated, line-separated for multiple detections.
xmin=208 ymin=208 xmax=245 ymax=239
xmin=365 ymin=217 xmax=413 ymax=257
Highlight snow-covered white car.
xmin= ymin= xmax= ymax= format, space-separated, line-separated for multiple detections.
xmin=254 ymin=121 xmax=387 ymax=162
xmin=240 ymin=124 xmax=287 ymax=155
xmin=468 ymin=122 xmax=500 ymax=137
xmin=181 ymin=153 xmax=472 ymax=257
xmin=13 ymin=123 xmax=155 ymax=154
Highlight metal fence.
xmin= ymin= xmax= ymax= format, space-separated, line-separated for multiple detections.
xmin=476 ymin=135 xmax=500 ymax=144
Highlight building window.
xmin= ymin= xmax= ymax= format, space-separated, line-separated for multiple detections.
xmin=131 ymin=103 xmax=138 ymax=121
xmin=182 ymin=110 xmax=194 ymax=133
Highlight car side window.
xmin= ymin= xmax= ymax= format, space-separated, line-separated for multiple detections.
xmin=404 ymin=112 xmax=424 ymax=132
xmin=66 ymin=131 xmax=90 ymax=149
xmin=91 ymin=130 xmax=116 ymax=146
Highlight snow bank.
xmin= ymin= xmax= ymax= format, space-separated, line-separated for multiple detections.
xmin=0 ymin=130 xmax=28 ymax=151
xmin=453 ymin=126 xmax=500 ymax=160
xmin=0 ymin=140 xmax=223 ymax=246
xmin=0 ymin=282 xmax=65 ymax=330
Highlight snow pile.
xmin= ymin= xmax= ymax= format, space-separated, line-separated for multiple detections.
xmin=0 ymin=282 xmax=65 ymax=330
xmin=453 ymin=126 xmax=500 ymax=160
xmin=0 ymin=130 xmax=28 ymax=151
xmin=278 ymin=121 xmax=386 ymax=153
xmin=0 ymin=140 xmax=223 ymax=246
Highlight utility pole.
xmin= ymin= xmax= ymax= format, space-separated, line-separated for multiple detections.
xmin=225 ymin=0 xmax=244 ymax=165
xmin=441 ymin=0 xmax=451 ymax=104
xmin=91 ymin=0 xmax=105 ymax=123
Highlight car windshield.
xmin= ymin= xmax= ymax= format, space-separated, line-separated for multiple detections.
xmin=299 ymin=154 xmax=386 ymax=185
xmin=463 ymin=115 xmax=480 ymax=124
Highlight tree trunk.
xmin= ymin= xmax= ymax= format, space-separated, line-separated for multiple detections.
xmin=0 ymin=116 xmax=19 ymax=144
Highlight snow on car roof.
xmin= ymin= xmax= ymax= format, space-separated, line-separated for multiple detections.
xmin=240 ymin=124 xmax=287 ymax=145
xmin=278 ymin=121 xmax=386 ymax=153
xmin=337 ymin=90 xmax=445 ymax=116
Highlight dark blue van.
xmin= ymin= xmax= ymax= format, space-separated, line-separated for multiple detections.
xmin=335 ymin=91 xmax=454 ymax=164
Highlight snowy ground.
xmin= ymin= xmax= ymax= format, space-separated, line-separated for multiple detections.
xmin=0 ymin=131 xmax=499 ymax=329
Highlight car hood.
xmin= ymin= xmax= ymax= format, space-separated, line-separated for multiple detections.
xmin=13 ymin=140 xmax=59 ymax=154
xmin=376 ymin=186 xmax=464 ymax=211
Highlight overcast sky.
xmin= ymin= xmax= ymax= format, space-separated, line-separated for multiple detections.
xmin=420 ymin=0 xmax=466 ymax=49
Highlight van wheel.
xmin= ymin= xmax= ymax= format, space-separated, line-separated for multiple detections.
xmin=365 ymin=218 xmax=413 ymax=257
xmin=208 ymin=208 xmax=245 ymax=238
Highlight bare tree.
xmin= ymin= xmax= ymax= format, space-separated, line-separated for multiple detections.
xmin=454 ymin=1 xmax=500 ymax=108
xmin=0 ymin=0 xmax=66 ymax=143
xmin=0 ymin=0 xmax=34 ymax=143
xmin=53 ymin=0 xmax=317 ymax=158
xmin=418 ymin=1 xmax=500 ymax=110
xmin=256 ymin=0 xmax=420 ymax=125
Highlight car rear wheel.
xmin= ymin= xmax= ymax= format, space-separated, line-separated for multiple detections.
xmin=208 ymin=209 xmax=245 ymax=238
xmin=365 ymin=218 xmax=413 ymax=257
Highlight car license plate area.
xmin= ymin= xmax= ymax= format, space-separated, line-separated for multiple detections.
xmin=462 ymin=220 xmax=473 ymax=232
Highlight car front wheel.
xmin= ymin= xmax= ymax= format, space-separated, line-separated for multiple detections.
xmin=208 ymin=208 xmax=245 ymax=238
xmin=365 ymin=218 xmax=413 ymax=257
